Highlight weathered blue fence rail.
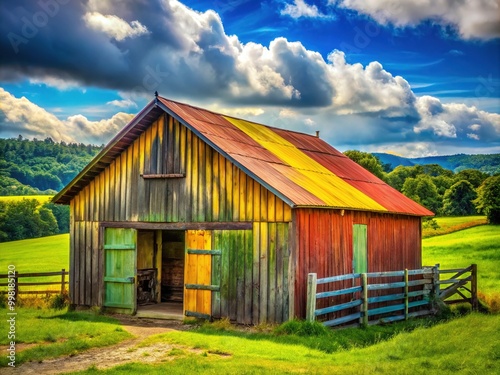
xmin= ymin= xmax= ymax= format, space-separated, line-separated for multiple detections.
xmin=306 ymin=264 xmax=477 ymax=327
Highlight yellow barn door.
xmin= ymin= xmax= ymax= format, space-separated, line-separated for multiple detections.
xmin=184 ymin=230 xmax=219 ymax=319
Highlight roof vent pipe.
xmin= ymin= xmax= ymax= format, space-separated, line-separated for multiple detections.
xmin=315 ymin=130 xmax=320 ymax=138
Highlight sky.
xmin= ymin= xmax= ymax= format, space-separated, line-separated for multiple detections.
xmin=0 ymin=0 xmax=499 ymax=157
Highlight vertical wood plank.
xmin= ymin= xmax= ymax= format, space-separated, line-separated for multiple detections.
xmin=85 ymin=221 xmax=92 ymax=305
xmin=192 ymin=135 xmax=199 ymax=221
xmin=202 ymin=230 xmax=212 ymax=315
xmin=212 ymin=231 xmax=222 ymax=318
xmin=275 ymin=197 xmax=284 ymax=222
xmin=236 ymin=230 xmax=245 ymax=323
xmin=259 ymin=222 xmax=268 ymax=323
xmin=114 ymin=157 xmax=121 ymax=221
xmin=245 ymin=176 xmax=253 ymax=222
xmin=244 ymin=229 xmax=253 ymax=324
xmin=275 ymin=223 xmax=285 ymax=323
xmin=252 ymin=223 xmax=260 ymax=324
xmin=91 ymin=222 xmax=100 ymax=305
xmin=138 ymin=132 xmax=146 ymax=220
xmin=212 ymin=150 xmax=220 ymax=221
xmin=260 ymin=187 xmax=268 ymax=222
xmin=218 ymin=154 xmax=226 ymax=221
xmin=120 ymin=150 xmax=128 ymax=221
xmin=79 ymin=222 xmax=86 ymax=305
xmin=178 ymin=121 xmax=187 ymax=222
xmin=73 ymin=219 xmax=80 ymax=305
xmin=88 ymin=181 xmax=94 ymax=222
xmin=184 ymin=129 xmax=193 ymax=222
xmin=225 ymin=159 xmax=233 ymax=221
xmin=205 ymin=145 xmax=212 ymax=222
xmin=267 ymin=223 xmax=276 ymax=322
xmin=239 ymin=170 xmax=246 ymax=221
xmin=220 ymin=230 xmax=229 ymax=317
xmin=232 ymin=166 xmax=240 ymax=221
xmin=253 ymin=181 xmax=260 ymax=222
xmin=267 ymin=191 xmax=276 ymax=223
xmin=184 ymin=231 xmax=197 ymax=313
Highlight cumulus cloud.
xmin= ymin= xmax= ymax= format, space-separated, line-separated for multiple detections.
xmin=332 ymin=0 xmax=500 ymax=40
xmin=0 ymin=88 xmax=134 ymax=144
xmin=281 ymin=0 xmax=331 ymax=19
xmin=0 ymin=0 xmax=498 ymax=156
xmin=83 ymin=12 xmax=149 ymax=41
xmin=414 ymin=96 xmax=500 ymax=140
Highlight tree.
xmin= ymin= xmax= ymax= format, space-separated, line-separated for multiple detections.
xmin=474 ymin=175 xmax=500 ymax=224
xmin=442 ymin=180 xmax=477 ymax=216
xmin=402 ymin=175 xmax=440 ymax=214
xmin=386 ymin=165 xmax=422 ymax=191
xmin=454 ymin=169 xmax=489 ymax=188
xmin=343 ymin=150 xmax=386 ymax=180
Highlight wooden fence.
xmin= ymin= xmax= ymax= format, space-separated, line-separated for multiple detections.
xmin=0 ymin=269 xmax=68 ymax=296
xmin=306 ymin=264 xmax=477 ymax=327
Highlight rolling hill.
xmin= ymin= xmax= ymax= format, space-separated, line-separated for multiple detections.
xmin=374 ymin=152 xmax=500 ymax=174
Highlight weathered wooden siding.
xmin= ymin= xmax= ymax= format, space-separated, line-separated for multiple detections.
xmin=292 ymin=208 xmax=422 ymax=319
xmin=72 ymin=113 xmax=292 ymax=223
xmin=211 ymin=223 xmax=290 ymax=325
xmin=69 ymin=113 xmax=292 ymax=310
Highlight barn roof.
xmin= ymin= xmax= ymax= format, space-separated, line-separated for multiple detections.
xmin=53 ymin=96 xmax=433 ymax=216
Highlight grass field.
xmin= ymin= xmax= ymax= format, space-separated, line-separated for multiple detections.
xmin=70 ymin=313 xmax=499 ymax=374
xmin=422 ymin=225 xmax=500 ymax=296
xmin=422 ymin=215 xmax=487 ymax=238
xmin=0 ymin=234 xmax=69 ymax=293
xmin=0 ymin=195 xmax=53 ymax=204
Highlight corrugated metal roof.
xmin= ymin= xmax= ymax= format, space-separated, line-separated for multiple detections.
xmin=53 ymin=96 xmax=434 ymax=216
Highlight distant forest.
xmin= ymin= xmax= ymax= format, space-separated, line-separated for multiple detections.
xmin=0 ymin=136 xmax=102 ymax=195
xmin=0 ymin=138 xmax=499 ymax=242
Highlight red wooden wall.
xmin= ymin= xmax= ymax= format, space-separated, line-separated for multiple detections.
xmin=291 ymin=208 xmax=422 ymax=319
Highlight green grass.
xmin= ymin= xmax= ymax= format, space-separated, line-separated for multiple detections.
xmin=0 ymin=195 xmax=53 ymax=204
xmin=0 ymin=234 xmax=69 ymax=292
xmin=423 ymin=225 xmax=500 ymax=296
xmin=0 ymin=308 xmax=131 ymax=367
xmin=71 ymin=313 xmax=499 ymax=374
xmin=423 ymin=215 xmax=487 ymax=238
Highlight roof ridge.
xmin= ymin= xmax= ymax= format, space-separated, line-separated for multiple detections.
xmin=158 ymin=95 xmax=320 ymax=139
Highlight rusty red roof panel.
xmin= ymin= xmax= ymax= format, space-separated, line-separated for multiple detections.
xmin=304 ymin=151 xmax=433 ymax=216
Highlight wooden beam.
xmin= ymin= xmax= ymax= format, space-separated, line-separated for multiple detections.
xmin=141 ymin=173 xmax=185 ymax=179
xmin=100 ymin=221 xmax=253 ymax=230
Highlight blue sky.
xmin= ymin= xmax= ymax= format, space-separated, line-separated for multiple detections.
xmin=0 ymin=0 xmax=499 ymax=157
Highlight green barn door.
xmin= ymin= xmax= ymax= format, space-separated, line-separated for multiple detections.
xmin=103 ymin=228 xmax=137 ymax=313
xmin=353 ymin=224 xmax=368 ymax=274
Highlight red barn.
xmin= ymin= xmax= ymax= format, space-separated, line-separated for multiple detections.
xmin=53 ymin=95 xmax=433 ymax=324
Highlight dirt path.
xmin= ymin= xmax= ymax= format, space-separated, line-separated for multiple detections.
xmin=4 ymin=317 xmax=194 ymax=375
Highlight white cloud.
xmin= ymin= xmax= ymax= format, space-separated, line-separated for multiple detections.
xmin=332 ymin=0 xmax=500 ymax=40
xmin=281 ymin=0 xmax=330 ymax=19
xmin=29 ymin=76 xmax=83 ymax=91
xmin=83 ymin=12 xmax=149 ymax=41
xmin=414 ymin=96 xmax=500 ymax=139
xmin=106 ymin=99 xmax=137 ymax=108
xmin=367 ymin=142 xmax=440 ymax=158
xmin=0 ymin=88 xmax=134 ymax=144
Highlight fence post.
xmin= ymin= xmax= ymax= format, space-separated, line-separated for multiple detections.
xmin=471 ymin=264 xmax=478 ymax=311
xmin=361 ymin=273 xmax=368 ymax=326
xmin=404 ymin=269 xmax=409 ymax=320
xmin=433 ymin=263 xmax=440 ymax=300
xmin=306 ymin=273 xmax=317 ymax=322
xmin=61 ymin=269 xmax=66 ymax=294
